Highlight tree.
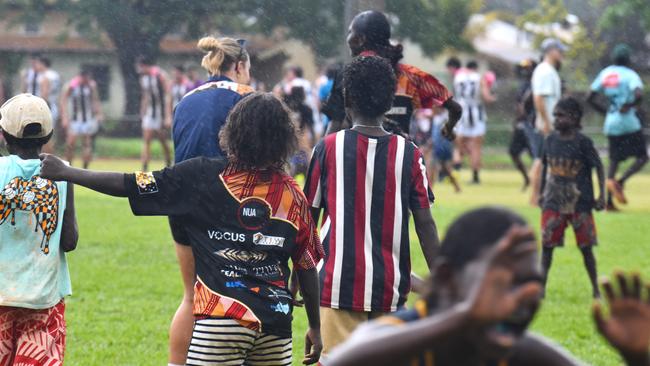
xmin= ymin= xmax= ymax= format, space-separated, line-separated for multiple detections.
xmin=9 ymin=0 xmax=475 ymax=117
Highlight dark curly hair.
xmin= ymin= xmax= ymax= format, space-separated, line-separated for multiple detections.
xmin=554 ymin=96 xmax=583 ymax=128
xmin=219 ymin=92 xmax=297 ymax=169
xmin=343 ymin=56 xmax=396 ymax=119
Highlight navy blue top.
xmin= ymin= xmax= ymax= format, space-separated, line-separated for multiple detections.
xmin=172 ymin=76 xmax=253 ymax=163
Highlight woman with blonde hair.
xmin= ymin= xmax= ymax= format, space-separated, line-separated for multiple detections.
xmin=168 ymin=36 xmax=254 ymax=366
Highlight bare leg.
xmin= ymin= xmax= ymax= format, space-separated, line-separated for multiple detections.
xmin=541 ymin=246 xmax=554 ymax=297
xmin=470 ymin=136 xmax=483 ymax=184
xmin=158 ymin=130 xmax=172 ymax=167
xmin=82 ymin=135 xmax=93 ymax=169
xmin=619 ymin=155 xmax=648 ymax=185
xmin=442 ymin=161 xmax=461 ymax=193
xmin=142 ymin=129 xmax=153 ymax=171
xmin=65 ymin=133 xmax=77 ymax=166
xmin=510 ymin=151 xmax=530 ymax=191
xmin=169 ymin=243 xmax=196 ymax=365
xmin=580 ymin=246 xmax=600 ymax=298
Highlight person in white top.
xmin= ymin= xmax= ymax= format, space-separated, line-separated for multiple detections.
xmin=61 ymin=67 xmax=103 ymax=168
xmin=136 ymin=56 xmax=172 ymax=171
xmin=453 ymin=60 xmax=496 ymax=184
xmin=528 ymin=38 xmax=566 ymax=206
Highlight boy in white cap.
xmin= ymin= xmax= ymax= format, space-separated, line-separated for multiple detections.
xmin=0 ymin=93 xmax=78 ymax=366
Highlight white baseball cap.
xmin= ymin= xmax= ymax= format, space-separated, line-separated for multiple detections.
xmin=0 ymin=93 xmax=53 ymax=138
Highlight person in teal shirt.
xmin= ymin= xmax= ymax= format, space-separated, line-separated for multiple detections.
xmin=0 ymin=94 xmax=78 ymax=365
xmin=588 ymin=44 xmax=648 ymax=211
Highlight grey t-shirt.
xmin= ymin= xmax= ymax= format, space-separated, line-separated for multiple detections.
xmin=531 ymin=62 xmax=561 ymax=131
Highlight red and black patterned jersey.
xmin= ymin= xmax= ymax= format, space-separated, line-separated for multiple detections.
xmin=125 ymin=158 xmax=323 ymax=337
xmin=304 ymin=130 xmax=434 ymax=312
xmin=321 ymin=51 xmax=452 ymax=134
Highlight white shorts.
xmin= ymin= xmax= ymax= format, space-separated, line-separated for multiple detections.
xmin=142 ymin=115 xmax=163 ymax=130
xmin=70 ymin=119 xmax=99 ymax=136
xmin=456 ymin=120 xmax=486 ymax=138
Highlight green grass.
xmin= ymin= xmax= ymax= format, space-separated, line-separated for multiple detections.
xmin=63 ymin=158 xmax=650 ymax=365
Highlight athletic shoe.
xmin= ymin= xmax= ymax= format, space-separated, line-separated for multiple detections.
xmin=606 ymin=178 xmax=627 ymax=204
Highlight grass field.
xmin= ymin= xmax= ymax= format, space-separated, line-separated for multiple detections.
xmin=61 ymin=157 xmax=650 ymax=365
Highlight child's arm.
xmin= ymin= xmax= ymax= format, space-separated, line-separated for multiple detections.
xmin=296 ymin=268 xmax=322 ymax=365
xmin=539 ymin=153 xmax=548 ymax=205
xmin=60 ymin=183 xmax=79 ymax=252
xmin=412 ymin=207 xmax=439 ymax=270
xmin=40 ymin=154 xmax=128 ymax=197
xmin=594 ymin=158 xmax=606 ymax=211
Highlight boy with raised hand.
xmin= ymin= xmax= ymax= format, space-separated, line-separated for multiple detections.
xmin=326 ymin=206 xmax=650 ymax=366
xmin=304 ymin=56 xmax=439 ymax=353
xmin=539 ymin=97 xmax=605 ymax=299
xmin=39 ymin=92 xmax=323 ymax=366
xmin=0 ymin=94 xmax=78 ymax=365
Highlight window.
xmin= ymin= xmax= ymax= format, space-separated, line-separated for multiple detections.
xmin=82 ymin=64 xmax=111 ymax=101
xmin=24 ymin=19 xmax=42 ymax=35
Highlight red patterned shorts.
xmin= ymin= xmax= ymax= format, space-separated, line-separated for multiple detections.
xmin=541 ymin=210 xmax=597 ymax=248
xmin=0 ymin=300 xmax=66 ymax=366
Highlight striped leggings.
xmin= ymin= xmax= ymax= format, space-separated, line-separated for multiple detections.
xmin=186 ymin=318 xmax=292 ymax=366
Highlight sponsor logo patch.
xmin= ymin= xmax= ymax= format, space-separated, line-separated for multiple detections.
xmin=215 ymin=249 xmax=268 ymax=263
xmin=271 ymin=302 xmax=290 ymax=314
xmin=237 ymin=197 xmax=271 ymax=230
xmin=225 ymin=281 xmax=246 ymax=288
xmin=252 ymin=233 xmax=285 ymax=247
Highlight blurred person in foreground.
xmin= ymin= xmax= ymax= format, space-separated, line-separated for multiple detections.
xmin=528 ymin=38 xmax=566 ymax=206
xmin=304 ymin=56 xmax=439 ymax=353
xmin=323 ymin=10 xmax=461 ymax=138
xmin=326 ymin=206 xmax=650 ymax=366
xmin=39 ymin=92 xmax=324 ymax=366
xmin=509 ymin=59 xmax=536 ymax=190
xmin=60 ymin=67 xmax=103 ymax=169
xmin=587 ymin=44 xmax=648 ymax=212
xmin=0 ymin=94 xmax=78 ymax=365
xmin=136 ymin=56 xmax=172 ymax=171
xmin=539 ymin=97 xmax=605 ymax=299
xmin=168 ymin=36 xmax=254 ymax=366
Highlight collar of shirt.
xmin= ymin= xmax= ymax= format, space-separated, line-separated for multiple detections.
xmin=208 ymin=75 xmax=234 ymax=83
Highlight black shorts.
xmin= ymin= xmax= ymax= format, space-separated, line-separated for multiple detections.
xmin=608 ymin=130 xmax=648 ymax=162
xmin=509 ymin=125 xmax=531 ymax=157
xmin=168 ymin=216 xmax=191 ymax=246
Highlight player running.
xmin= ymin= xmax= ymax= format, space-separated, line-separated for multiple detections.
xmin=453 ymin=60 xmax=496 ymax=184
xmin=40 ymin=92 xmax=324 ymax=366
xmin=322 ymin=10 xmax=461 ymax=138
xmin=137 ymin=56 xmax=172 ymax=171
xmin=60 ymin=67 xmax=103 ymax=169
xmin=587 ymin=44 xmax=648 ymax=211
xmin=509 ymin=59 xmax=536 ymax=190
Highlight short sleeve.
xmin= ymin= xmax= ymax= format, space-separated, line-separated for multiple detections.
xmin=304 ymin=140 xmax=327 ymax=209
xmin=125 ymin=158 xmax=205 ymax=216
xmin=590 ymin=70 xmax=604 ymax=92
xmin=629 ymin=71 xmax=643 ymax=91
xmin=532 ymin=66 xmax=554 ymax=96
xmin=291 ymin=197 xmax=324 ymax=271
xmin=321 ymin=71 xmax=346 ymax=121
xmin=417 ymin=71 xmax=452 ymax=109
xmin=409 ymin=145 xmax=435 ymax=209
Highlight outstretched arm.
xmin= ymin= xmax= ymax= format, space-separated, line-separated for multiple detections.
xmin=60 ymin=183 xmax=79 ymax=252
xmin=40 ymin=154 xmax=127 ymax=197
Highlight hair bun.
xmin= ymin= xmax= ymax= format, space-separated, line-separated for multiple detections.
xmin=197 ymin=36 xmax=221 ymax=52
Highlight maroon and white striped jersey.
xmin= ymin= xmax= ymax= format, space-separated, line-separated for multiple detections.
xmin=304 ymin=129 xmax=434 ymax=312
